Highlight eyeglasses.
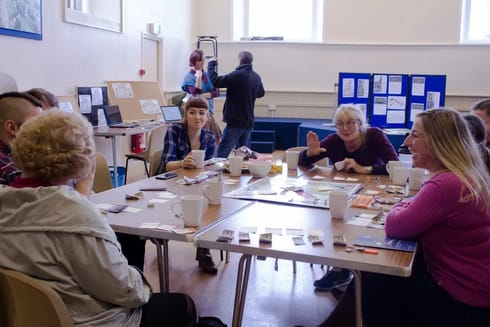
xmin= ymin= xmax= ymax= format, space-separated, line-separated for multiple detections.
xmin=335 ymin=120 xmax=359 ymax=129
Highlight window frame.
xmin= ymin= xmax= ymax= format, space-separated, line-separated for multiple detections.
xmin=232 ymin=0 xmax=324 ymax=43
xmin=460 ymin=0 xmax=490 ymax=44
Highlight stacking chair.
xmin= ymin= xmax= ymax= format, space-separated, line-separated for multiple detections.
xmin=0 ymin=268 xmax=73 ymax=327
xmin=150 ymin=149 xmax=164 ymax=177
xmin=124 ymin=125 xmax=166 ymax=184
xmin=93 ymin=152 xmax=113 ymax=193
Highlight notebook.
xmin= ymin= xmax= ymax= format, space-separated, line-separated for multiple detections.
xmin=160 ymin=105 xmax=183 ymax=122
xmin=103 ymin=105 xmax=139 ymax=128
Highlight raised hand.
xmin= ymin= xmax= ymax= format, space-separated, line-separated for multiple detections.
xmin=306 ymin=131 xmax=326 ymax=157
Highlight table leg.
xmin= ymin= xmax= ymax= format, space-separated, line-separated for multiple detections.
xmin=109 ymin=135 xmax=119 ymax=187
xmin=151 ymin=238 xmax=169 ymax=293
xmin=232 ymin=254 xmax=253 ymax=327
xmin=352 ymin=270 xmax=363 ymax=327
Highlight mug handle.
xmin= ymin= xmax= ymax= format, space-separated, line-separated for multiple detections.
xmin=171 ymin=201 xmax=182 ymax=217
xmin=202 ymin=185 xmax=211 ymax=202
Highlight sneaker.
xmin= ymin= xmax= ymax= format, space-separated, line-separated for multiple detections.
xmin=313 ymin=269 xmax=353 ymax=291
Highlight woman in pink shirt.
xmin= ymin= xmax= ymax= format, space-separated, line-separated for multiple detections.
xmin=323 ymin=108 xmax=490 ymax=327
xmin=364 ymin=108 xmax=490 ymax=326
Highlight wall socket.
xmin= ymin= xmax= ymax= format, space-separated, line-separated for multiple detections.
xmin=268 ymin=104 xmax=277 ymax=111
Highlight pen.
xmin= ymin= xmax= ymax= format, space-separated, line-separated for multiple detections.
xmin=139 ymin=188 xmax=167 ymax=191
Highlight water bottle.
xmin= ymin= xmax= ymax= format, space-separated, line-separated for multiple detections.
xmin=398 ymin=144 xmax=413 ymax=169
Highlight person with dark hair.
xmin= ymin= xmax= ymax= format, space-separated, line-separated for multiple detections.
xmin=0 ymin=110 xmax=198 ymax=327
xmin=464 ymin=114 xmax=490 ymax=172
xmin=208 ymin=50 xmax=265 ymax=158
xmin=182 ymin=49 xmax=222 ymax=142
xmin=159 ymin=96 xmax=218 ymax=274
xmin=0 ymin=92 xmax=42 ymax=185
xmin=471 ymin=98 xmax=490 ymax=147
xmin=25 ymin=87 xmax=59 ymax=110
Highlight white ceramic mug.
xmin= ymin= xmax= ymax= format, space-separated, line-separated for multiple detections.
xmin=228 ymin=156 xmax=243 ymax=177
xmin=408 ymin=168 xmax=425 ymax=191
xmin=203 ymin=178 xmax=224 ymax=205
xmin=171 ymin=195 xmax=204 ymax=227
xmin=392 ymin=166 xmax=408 ymax=186
xmin=386 ymin=160 xmax=403 ymax=181
xmin=285 ymin=150 xmax=300 ymax=170
xmin=192 ymin=149 xmax=205 ymax=169
xmin=329 ymin=190 xmax=349 ymax=220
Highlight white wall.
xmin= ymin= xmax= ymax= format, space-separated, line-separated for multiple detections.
xmin=194 ymin=0 xmax=490 ymax=96
xmin=0 ymin=0 xmax=193 ymax=96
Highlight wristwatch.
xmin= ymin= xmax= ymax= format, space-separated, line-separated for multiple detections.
xmin=365 ymin=166 xmax=373 ymax=174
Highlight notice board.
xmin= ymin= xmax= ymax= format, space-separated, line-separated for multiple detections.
xmin=105 ymin=80 xmax=167 ymax=121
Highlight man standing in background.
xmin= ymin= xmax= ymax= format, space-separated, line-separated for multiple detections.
xmin=208 ymin=50 xmax=265 ymax=158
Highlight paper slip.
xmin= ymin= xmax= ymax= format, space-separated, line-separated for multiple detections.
xmin=157 ymin=191 xmax=177 ymax=198
xmin=265 ymin=227 xmax=282 ymax=235
xmin=140 ymin=222 xmax=160 ymax=229
xmin=259 ymin=233 xmax=272 ymax=243
xmin=346 ymin=213 xmax=377 ymax=227
xmin=238 ymin=232 xmax=250 ymax=242
xmin=124 ymin=207 xmax=144 ymax=213
xmin=346 ymin=177 xmax=359 ymax=182
xmin=311 ymin=175 xmax=326 ymax=180
xmin=240 ymin=226 xmax=258 ymax=233
xmin=308 ymin=229 xmax=324 ymax=237
xmin=333 ymin=176 xmax=346 ymax=181
xmin=217 ymin=229 xmax=234 ymax=242
xmin=365 ymin=190 xmax=380 ymax=195
xmin=96 ymin=203 xmax=114 ymax=210
xmin=351 ymin=195 xmax=375 ymax=209
xmin=286 ymin=228 xmax=304 ymax=236
xmin=148 ymin=198 xmax=169 ymax=204
xmin=292 ymin=236 xmax=305 ymax=246
xmin=173 ymin=227 xmax=197 ymax=234
xmin=307 ymin=235 xmax=324 ymax=245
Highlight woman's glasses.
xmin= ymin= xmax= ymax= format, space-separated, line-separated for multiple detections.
xmin=335 ymin=119 xmax=360 ymax=129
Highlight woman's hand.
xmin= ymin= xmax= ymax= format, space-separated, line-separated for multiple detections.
xmin=306 ymin=131 xmax=326 ymax=157
xmin=343 ymin=158 xmax=372 ymax=174
xmin=181 ymin=152 xmax=196 ymax=168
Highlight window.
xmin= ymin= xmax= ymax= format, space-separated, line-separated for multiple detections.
xmin=233 ymin=0 xmax=324 ymax=42
xmin=461 ymin=0 xmax=490 ymax=43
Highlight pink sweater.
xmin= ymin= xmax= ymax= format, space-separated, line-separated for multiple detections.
xmin=386 ymin=172 xmax=490 ymax=308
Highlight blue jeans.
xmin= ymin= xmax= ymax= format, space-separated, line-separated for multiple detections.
xmin=217 ymin=126 xmax=252 ymax=158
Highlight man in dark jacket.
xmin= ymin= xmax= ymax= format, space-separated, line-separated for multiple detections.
xmin=208 ymin=51 xmax=265 ymax=158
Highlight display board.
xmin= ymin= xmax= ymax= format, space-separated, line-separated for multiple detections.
xmin=337 ymin=72 xmax=446 ymax=129
xmin=76 ymin=86 xmax=109 ymax=126
xmin=338 ymin=72 xmax=371 ymax=121
xmin=406 ymin=75 xmax=446 ymax=128
xmin=105 ymin=80 xmax=166 ymax=122
xmin=370 ymin=73 xmax=409 ymax=129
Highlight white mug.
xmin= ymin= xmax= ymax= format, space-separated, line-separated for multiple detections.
xmin=408 ymin=168 xmax=425 ymax=191
xmin=285 ymin=150 xmax=300 ymax=170
xmin=329 ymin=190 xmax=349 ymax=220
xmin=386 ymin=160 xmax=403 ymax=181
xmin=171 ymin=195 xmax=204 ymax=227
xmin=392 ymin=166 xmax=408 ymax=186
xmin=203 ymin=178 xmax=224 ymax=205
xmin=228 ymin=156 xmax=243 ymax=177
xmin=191 ymin=150 xmax=205 ymax=169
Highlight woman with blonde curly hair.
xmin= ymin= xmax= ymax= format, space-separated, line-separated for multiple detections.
xmin=0 ymin=110 xmax=197 ymax=327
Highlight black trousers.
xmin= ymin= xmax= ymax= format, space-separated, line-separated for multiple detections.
xmin=116 ymin=232 xmax=147 ymax=271
xmin=140 ymin=293 xmax=197 ymax=327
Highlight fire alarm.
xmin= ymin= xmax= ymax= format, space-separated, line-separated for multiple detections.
xmin=149 ymin=23 xmax=161 ymax=35
xmin=139 ymin=69 xmax=146 ymax=76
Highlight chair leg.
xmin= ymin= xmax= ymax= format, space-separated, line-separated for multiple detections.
xmin=143 ymin=160 xmax=149 ymax=177
xmin=293 ymin=260 xmax=297 ymax=274
xmin=124 ymin=157 xmax=130 ymax=185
